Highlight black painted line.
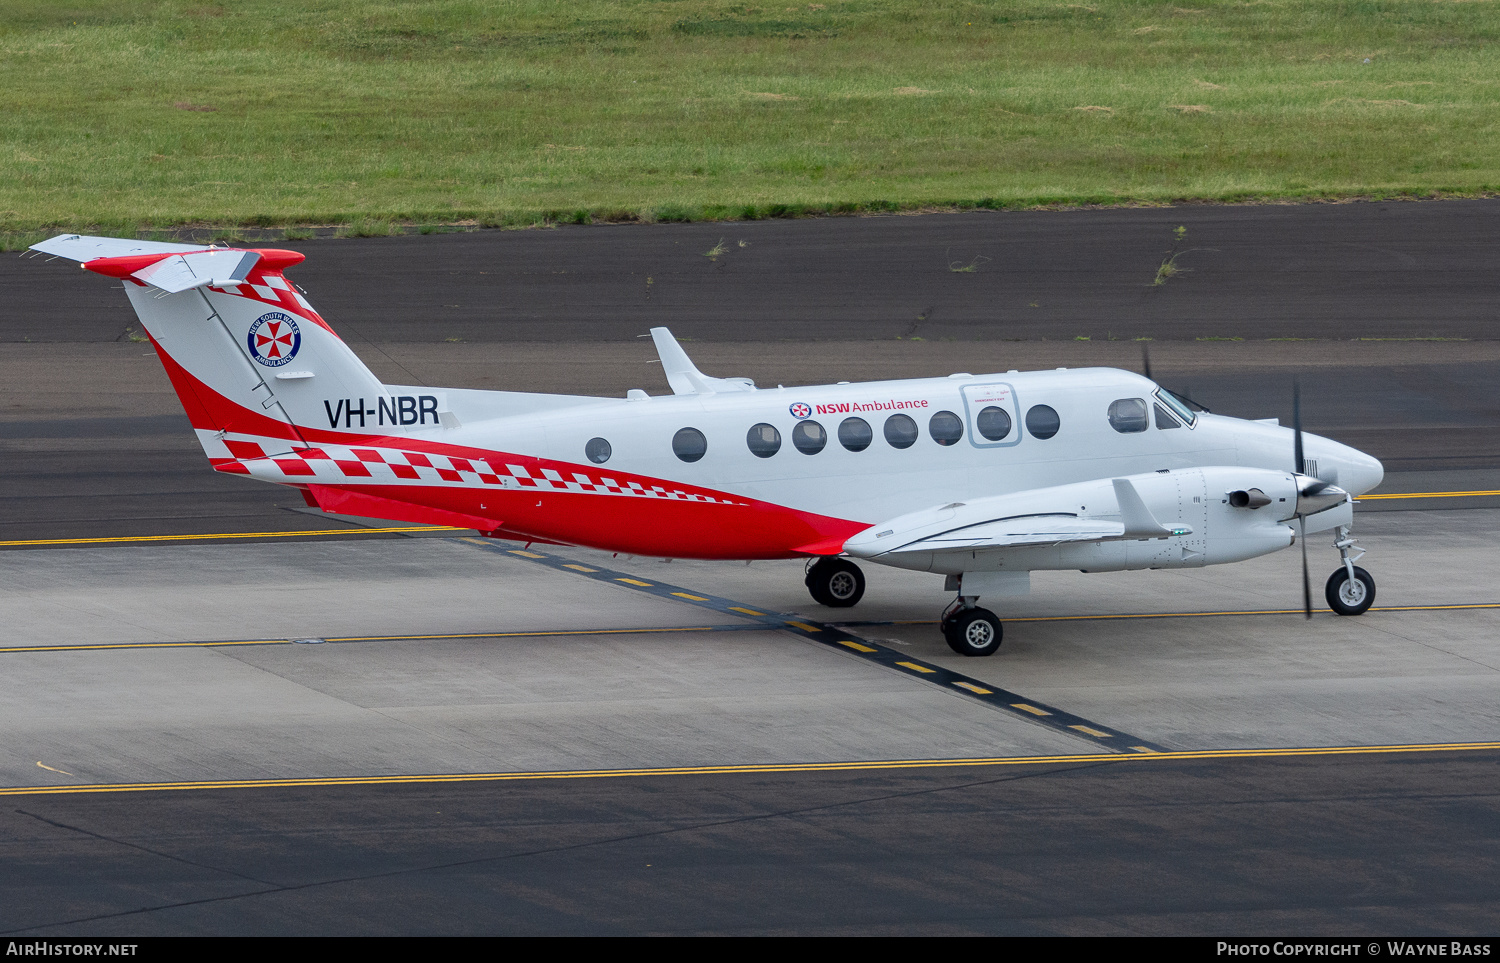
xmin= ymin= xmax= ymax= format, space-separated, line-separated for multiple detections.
xmin=460 ymin=539 xmax=1168 ymax=754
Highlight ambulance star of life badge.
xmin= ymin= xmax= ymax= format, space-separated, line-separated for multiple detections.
xmin=789 ymin=402 xmax=812 ymax=419
xmin=247 ymin=312 xmax=301 ymax=367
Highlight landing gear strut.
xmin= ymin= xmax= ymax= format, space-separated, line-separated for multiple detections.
xmin=1325 ymin=525 xmax=1375 ymax=616
xmin=941 ymin=598 xmax=1003 ymax=657
xmin=805 ymin=557 xmax=865 ymax=608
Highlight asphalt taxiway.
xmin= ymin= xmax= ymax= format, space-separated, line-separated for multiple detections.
xmin=2 ymin=204 xmax=1499 ymax=934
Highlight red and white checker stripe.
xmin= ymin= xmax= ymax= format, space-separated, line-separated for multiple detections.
xmin=209 ymin=269 xmax=325 ymax=327
xmin=210 ymin=438 xmax=747 ymax=506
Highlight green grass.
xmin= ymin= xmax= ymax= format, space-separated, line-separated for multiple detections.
xmin=3 ymin=0 xmax=1500 ymax=233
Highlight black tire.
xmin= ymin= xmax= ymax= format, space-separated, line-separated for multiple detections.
xmin=943 ymin=608 xmax=1003 ymax=656
xmin=806 ymin=557 xmax=865 ymax=608
xmin=1325 ymin=565 xmax=1375 ymax=616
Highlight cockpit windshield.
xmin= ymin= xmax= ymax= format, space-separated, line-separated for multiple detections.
xmin=1155 ymin=388 xmax=1199 ymax=427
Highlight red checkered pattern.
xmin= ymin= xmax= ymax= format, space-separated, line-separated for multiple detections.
xmin=208 ymin=269 xmax=329 ymax=331
xmin=209 ymin=437 xmax=747 ymax=506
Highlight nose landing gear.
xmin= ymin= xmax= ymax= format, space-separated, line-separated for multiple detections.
xmin=805 ymin=557 xmax=866 ymax=608
xmin=1324 ymin=526 xmax=1375 ymax=615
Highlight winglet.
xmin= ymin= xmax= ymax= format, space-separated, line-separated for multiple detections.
xmin=649 ymin=327 xmax=755 ymax=395
xmin=1113 ymin=478 xmax=1191 ymax=537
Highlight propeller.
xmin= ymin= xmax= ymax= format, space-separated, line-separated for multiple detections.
xmin=1140 ymin=342 xmax=1211 ymax=413
xmin=1293 ymin=379 xmax=1324 ymax=620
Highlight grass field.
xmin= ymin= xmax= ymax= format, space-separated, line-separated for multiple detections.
xmin=3 ymin=0 xmax=1499 ymax=235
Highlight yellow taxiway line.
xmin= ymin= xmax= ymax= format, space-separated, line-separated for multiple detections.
xmin=1359 ymin=490 xmax=1500 ymax=500
xmin=6 ymin=741 xmax=1498 ymax=797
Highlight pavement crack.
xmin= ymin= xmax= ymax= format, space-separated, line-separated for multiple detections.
xmin=13 ymin=808 xmax=283 ymax=888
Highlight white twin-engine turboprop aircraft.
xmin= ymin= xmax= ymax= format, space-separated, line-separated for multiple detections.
xmin=30 ymin=234 xmax=1385 ymax=656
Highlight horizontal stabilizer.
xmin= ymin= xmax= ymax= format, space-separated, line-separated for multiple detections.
xmin=28 ymin=234 xmax=210 ymax=261
xmin=131 ymin=249 xmax=262 ymax=293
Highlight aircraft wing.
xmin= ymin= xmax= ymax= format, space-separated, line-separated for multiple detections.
xmin=845 ymin=476 xmax=1192 ymax=560
xmin=889 ymin=514 xmax=1127 ymax=553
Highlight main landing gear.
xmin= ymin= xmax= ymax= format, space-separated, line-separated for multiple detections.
xmin=1324 ymin=525 xmax=1375 ymax=616
xmin=940 ymin=599 xmax=1003 ymax=657
xmin=805 ymin=557 xmax=866 ymax=608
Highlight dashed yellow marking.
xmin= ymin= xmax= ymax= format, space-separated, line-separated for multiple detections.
xmin=1012 ymin=704 xmax=1052 ymax=717
xmin=0 ymin=526 xmax=463 ymax=547
xmin=509 ymin=550 xmax=547 ymax=559
xmin=953 ymin=681 xmax=993 ymax=695
xmin=671 ymin=592 xmax=709 ymax=602
xmin=897 ymin=661 xmax=936 ymax=674
xmin=616 ymin=578 xmax=653 ymax=587
xmin=1360 ymin=490 xmax=1500 ymax=500
xmin=563 ymin=564 xmax=597 ymax=572
xmin=838 ymin=640 xmax=877 ymax=653
xmin=1130 ymin=746 xmax=1158 ymax=753
xmin=1070 ymin=725 xmax=1112 ymax=738
xmin=786 ymin=621 xmax=821 ymax=632
xmin=7 ymin=742 xmax=1498 ymax=797
xmin=729 ymin=607 xmax=765 ymax=616
xmin=36 ymin=762 xmax=73 ymax=776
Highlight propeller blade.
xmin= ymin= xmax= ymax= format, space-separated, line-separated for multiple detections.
xmin=1141 ymin=342 xmax=1153 ymax=381
xmin=1293 ymin=379 xmax=1305 ymax=476
xmin=1299 ymin=515 xmax=1312 ymax=619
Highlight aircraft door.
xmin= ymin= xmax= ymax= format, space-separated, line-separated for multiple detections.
xmin=960 ymin=383 xmax=1022 ymax=449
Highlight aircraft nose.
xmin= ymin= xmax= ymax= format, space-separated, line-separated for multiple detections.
xmin=1334 ymin=444 xmax=1384 ymax=496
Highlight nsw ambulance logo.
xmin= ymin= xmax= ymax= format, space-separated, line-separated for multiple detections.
xmin=247 ymin=312 xmax=301 ymax=367
xmin=789 ymin=402 xmax=812 ymax=419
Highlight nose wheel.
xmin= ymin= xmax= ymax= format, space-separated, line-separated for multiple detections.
xmin=805 ymin=557 xmax=866 ymax=608
xmin=941 ymin=602 xmax=1003 ymax=657
xmin=1325 ymin=565 xmax=1375 ymax=616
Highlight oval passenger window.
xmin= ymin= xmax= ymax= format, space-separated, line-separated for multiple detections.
xmin=746 ymin=423 xmax=781 ymax=458
xmin=884 ymin=413 xmax=918 ymax=449
xmin=1108 ymin=398 xmax=1149 ymax=434
xmin=792 ymin=420 xmax=827 ymax=455
xmin=1026 ymin=404 xmax=1060 ymax=440
xmin=838 ymin=417 xmax=873 ymax=452
xmin=672 ymin=427 xmax=707 ymax=463
xmin=585 ymin=437 xmax=612 ymax=464
xmin=928 ymin=410 xmax=964 ymax=447
xmin=976 ymin=406 xmax=1012 ymax=441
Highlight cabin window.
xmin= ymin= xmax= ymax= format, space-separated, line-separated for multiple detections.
xmin=884 ymin=413 xmax=919 ymax=449
xmin=1026 ymin=404 xmax=1060 ymax=440
xmin=1108 ymin=398 xmax=1149 ymax=433
xmin=976 ymin=406 xmax=1012 ymax=441
xmin=792 ymin=420 xmax=827 ymax=455
xmin=1155 ymin=403 xmax=1182 ymax=430
xmin=746 ymin=423 xmax=781 ymax=458
xmin=673 ymin=427 xmax=707 ymax=463
xmin=838 ymin=417 xmax=873 ymax=452
xmin=929 ymin=410 xmax=964 ymax=447
xmin=585 ymin=437 xmax=612 ymax=464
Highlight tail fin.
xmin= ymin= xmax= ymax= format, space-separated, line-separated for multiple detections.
xmin=31 ymin=234 xmax=399 ymax=458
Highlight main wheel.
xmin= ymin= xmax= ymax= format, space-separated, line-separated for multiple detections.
xmin=805 ymin=557 xmax=865 ymax=608
xmin=1325 ymin=565 xmax=1375 ymax=616
xmin=943 ymin=608 xmax=1003 ymax=656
